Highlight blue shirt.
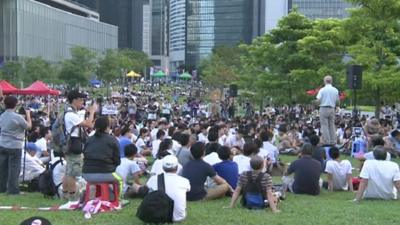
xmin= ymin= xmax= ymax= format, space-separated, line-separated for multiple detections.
xmin=213 ymin=160 xmax=239 ymax=189
xmin=118 ymin=136 xmax=132 ymax=158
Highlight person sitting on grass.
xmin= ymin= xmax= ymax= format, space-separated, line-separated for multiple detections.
xmin=283 ymin=143 xmax=322 ymax=196
xmin=213 ymin=146 xmax=239 ymax=190
xmin=229 ymin=155 xmax=280 ymax=213
xmin=116 ymin=144 xmax=148 ymax=198
xmin=324 ymin=147 xmax=353 ymax=192
xmin=233 ymin=141 xmax=259 ymax=175
xmin=151 ymin=139 xmax=182 ymax=176
xmin=146 ymin=155 xmax=191 ymax=222
xmin=354 ymin=146 xmax=400 ymax=202
xmin=182 ymin=142 xmax=231 ymax=201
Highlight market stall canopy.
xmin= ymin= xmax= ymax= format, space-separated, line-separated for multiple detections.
xmin=127 ymin=70 xmax=141 ymax=78
xmin=151 ymin=71 xmax=166 ymax=77
xmin=179 ymin=72 xmax=192 ymax=80
xmin=0 ymin=80 xmax=20 ymax=94
xmin=17 ymin=81 xmax=60 ymax=96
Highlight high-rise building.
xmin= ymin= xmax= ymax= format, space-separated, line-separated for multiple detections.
xmin=265 ymin=0 xmax=289 ymax=32
xmin=289 ymin=0 xmax=351 ymax=19
xmin=169 ymin=0 xmax=186 ymax=72
xmin=151 ymin=0 xmax=169 ymax=69
xmin=0 ymin=0 xmax=117 ymax=64
xmin=71 ymin=0 xmax=147 ymax=52
xmin=185 ymin=0 xmax=259 ymax=67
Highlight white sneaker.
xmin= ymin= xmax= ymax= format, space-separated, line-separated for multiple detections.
xmin=59 ymin=201 xmax=80 ymax=210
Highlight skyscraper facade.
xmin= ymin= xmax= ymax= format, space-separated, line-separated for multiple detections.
xmin=169 ymin=0 xmax=186 ymax=72
xmin=0 ymin=0 xmax=117 ymax=63
xmin=289 ymin=0 xmax=351 ymax=19
xmin=72 ymin=0 xmax=146 ymax=51
xmin=185 ymin=0 xmax=258 ymax=67
xmin=151 ymin=0 xmax=169 ymax=68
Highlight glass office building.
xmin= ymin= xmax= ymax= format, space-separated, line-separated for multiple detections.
xmin=169 ymin=0 xmax=186 ymax=71
xmin=0 ymin=0 xmax=118 ymax=64
xmin=186 ymin=0 xmax=255 ymax=67
xmin=289 ymin=0 xmax=351 ymax=19
xmin=151 ymin=0 xmax=169 ymax=68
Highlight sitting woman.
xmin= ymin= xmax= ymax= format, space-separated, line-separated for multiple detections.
xmin=82 ymin=116 xmax=122 ymax=194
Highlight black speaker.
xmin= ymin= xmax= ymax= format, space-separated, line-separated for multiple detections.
xmin=347 ymin=65 xmax=362 ymax=89
xmin=229 ymin=84 xmax=238 ymax=97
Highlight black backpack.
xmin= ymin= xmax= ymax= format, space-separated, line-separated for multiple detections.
xmin=136 ymin=173 xmax=174 ymax=223
xmin=241 ymin=171 xmax=265 ymax=209
xmin=38 ymin=159 xmax=63 ymax=198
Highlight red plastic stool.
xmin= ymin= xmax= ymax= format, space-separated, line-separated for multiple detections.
xmin=84 ymin=182 xmax=120 ymax=205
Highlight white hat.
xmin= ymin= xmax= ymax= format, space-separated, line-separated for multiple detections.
xmin=162 ymin=155 xmax=179 ymax=170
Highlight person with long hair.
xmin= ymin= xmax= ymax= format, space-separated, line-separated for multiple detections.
xmin=82 ymin=116 xmax=122 ymax=196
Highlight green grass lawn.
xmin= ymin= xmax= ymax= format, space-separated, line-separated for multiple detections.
xmin=1 ymin=155 xmax=399 ymax=225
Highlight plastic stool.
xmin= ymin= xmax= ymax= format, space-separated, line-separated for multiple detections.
xmin=84 ymin=182 xmax=119 ymax=204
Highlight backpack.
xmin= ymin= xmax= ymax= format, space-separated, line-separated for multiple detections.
xmin=51 ymin=109 xmax=77 ymax=155
xmin=38 ymin=159 xmax=63 ymax=198
xmin=241 ymin=171 xmax=265 ymax=209
xmin=136 ymin=173 xmax=174 ymax=223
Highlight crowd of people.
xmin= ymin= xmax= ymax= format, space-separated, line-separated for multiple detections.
xmin=1 ymin=76 xmax=400 ymax=223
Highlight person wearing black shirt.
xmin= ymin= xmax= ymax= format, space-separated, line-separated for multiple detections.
xmin=283 ymin=143 xmax=322 ymax=195
xmin=82 ymin=116 xmax=122 ymax=193
xmin=182 ymin=142 xmax=231 ymax=201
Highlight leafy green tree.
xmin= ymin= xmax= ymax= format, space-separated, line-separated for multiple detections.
xmin=59 ymin=46 xmax=97 ymax=87
xmin=97 ymin=49 xmax=120 ymax=83
xmin=22 ymin=57 xmax=55 ymax=84
xmin=344 ymin=0 xmax=400 ymax=117
xmin=200 ymin=46 xmax=244 ymax=95
xmin=1 ymin=61 xmax=23 ymax=85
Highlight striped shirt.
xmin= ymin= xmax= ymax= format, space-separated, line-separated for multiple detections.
xmin=238 ymin=171 xmax=273 ymax=194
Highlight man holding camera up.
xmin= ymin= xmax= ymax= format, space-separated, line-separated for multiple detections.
xmin=60 ymin=91 xmax=97 ymax=210
xmin=0 ymin=96 xmax=32 ymax=195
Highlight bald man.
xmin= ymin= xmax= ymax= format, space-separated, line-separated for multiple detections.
xmin=316 ymin=76 xmax=339 ymax=146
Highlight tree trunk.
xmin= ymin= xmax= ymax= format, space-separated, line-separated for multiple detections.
xmin=374 ymin=88 xmax=381 ymax=118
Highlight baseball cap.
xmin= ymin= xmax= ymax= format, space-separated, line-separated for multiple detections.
xmin=20 ymin=216 xmax=51 ymax=225
xmin=26 ymin=142 xmax=39 ymax=152
xmin=67 ymin=90 xmax=86 ymax=103
xmin=162 ymin=155 xmax=179 ymax=170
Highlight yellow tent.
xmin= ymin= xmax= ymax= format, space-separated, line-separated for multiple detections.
xmin=126 ymin=70 xmax=141 ymax=77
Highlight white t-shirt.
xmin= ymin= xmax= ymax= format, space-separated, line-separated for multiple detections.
xmin=147 ymin=173 xmax=191 ymax=222
xmin=136 ymin=138 xmax=146 ymax=154
xmin=218 ymin=135 xmax=227 ymax=146
xmin=19 ymin=154 xmax=45 ymax=182
xmin=203 ymin=152 xmax=222 ymax=166
xmin=360 ymin=160 xmax=400 ymax=200
xmin=325 ymin=159 xmax=352 ymax=190
xmin=233 ymin=154 xmax=251 ymax=175
xmin=116 ymin=158 xmax=141 ymax=193
xmin=150 ymin=128 xmax=159 ymax=141
xmin=152 ymin=139 xmax=162 ymax=159
xmin=198 ymin=133 xmax=208 ymax=144
xmin=225 ymin=135 xmax=244 ymax=149
xmin=64 ymin=109 xmax=84 ymax=137
xmin=364 ymin=151 xmax=391 ymax=161
xmin=50 ymin=157 xmax=66 ymax=187
xmin=259 ymin=142 xmax=279 ymax=163
xmin=150 ymin=159 xmax=183 ymax=176
xmin=316 ymin=84 xmax=339 ymax=108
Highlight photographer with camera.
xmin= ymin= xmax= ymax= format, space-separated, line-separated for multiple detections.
xmin=0 ymin=96 xmax=32 ymax=195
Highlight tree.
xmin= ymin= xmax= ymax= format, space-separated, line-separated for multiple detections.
xmin=200 ymin=46 xmax=244 ymax=95
xmin=97 ymin=49 xmax=120 ymax=83
xmin=343 ymin=0 xmax=400 ymax=117
xmin=22 ymin=57 xmax=55 ymax=84
xmin=59 ymin=46 xmax=97 ymax=87
xmin=1 ymin=61 xmax=23 ymax=85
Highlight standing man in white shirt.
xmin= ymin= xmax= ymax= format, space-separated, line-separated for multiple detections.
xmin=316 ymin=76 xmax=339 ymax=146
xmin=146 ymin=155 xmax=191 ymax=222
xmin=354 ymin=146 xmax=400 ymax=202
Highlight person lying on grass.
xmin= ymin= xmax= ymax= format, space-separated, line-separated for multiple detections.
xmin=229 ymin=155 xmax=280 ymax=213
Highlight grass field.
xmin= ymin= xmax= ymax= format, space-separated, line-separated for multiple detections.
xmin=1 ymin=155 xmax=399 ymax=225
